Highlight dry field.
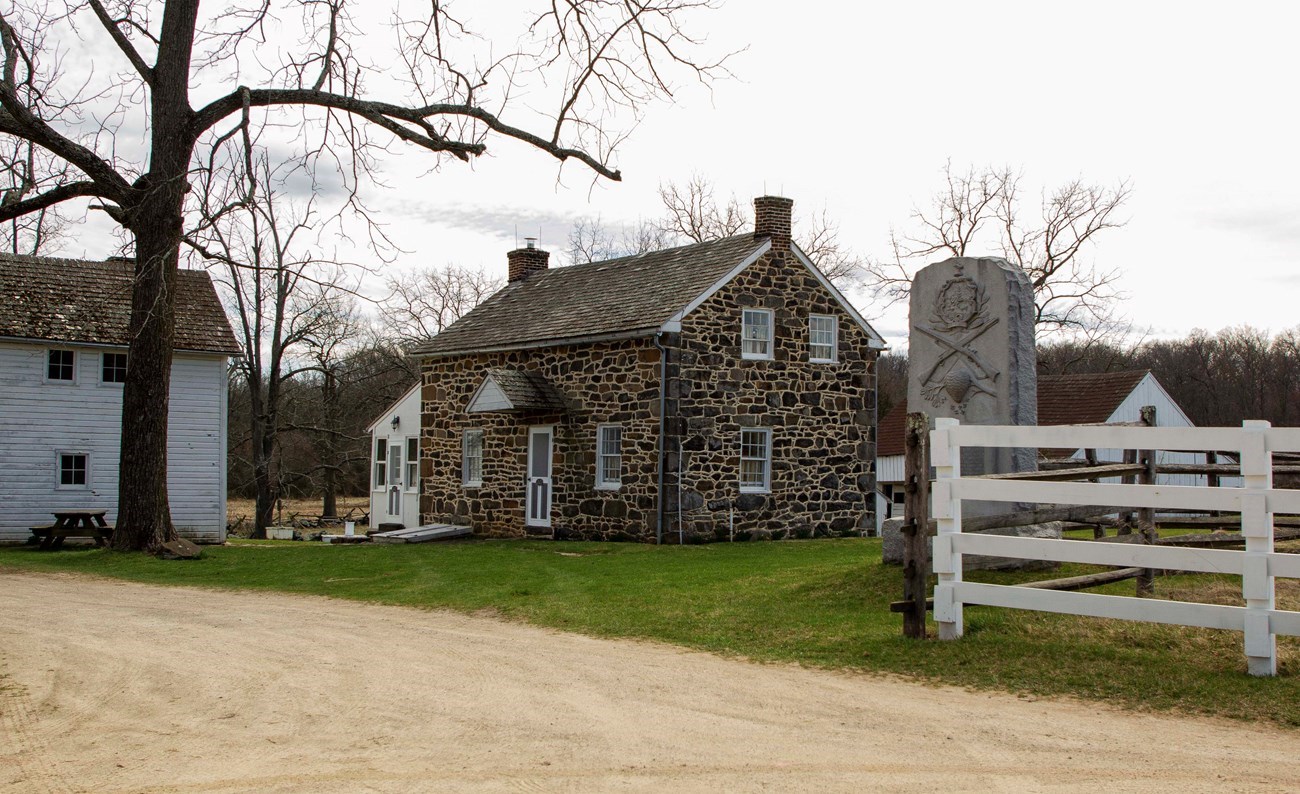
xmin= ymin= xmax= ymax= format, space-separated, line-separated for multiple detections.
xmin=226 ymin=496 xmax=371 ymax=533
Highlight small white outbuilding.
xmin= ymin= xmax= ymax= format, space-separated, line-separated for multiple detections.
xmin=366 ymin=383 xmax=422 ymax=530
xmin=0 ymin=253 xmax=241 ymax=543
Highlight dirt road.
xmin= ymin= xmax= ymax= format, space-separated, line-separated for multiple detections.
xmin=1 ymin=571 xmax=1296 ymax=793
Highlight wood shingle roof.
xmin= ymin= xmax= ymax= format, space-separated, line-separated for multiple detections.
xmin=411 ymin=235 xmax=769 ymax=356
xmin=0 ymin=253 xmax=241 ymax=354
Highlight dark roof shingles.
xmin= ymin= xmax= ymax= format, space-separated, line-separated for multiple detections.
xmin=0 ymin=253 xmax=240 ymax=354
xmin=487 ymin=368 xmax=567 ymax=411
xmin=413 ymin=235 xmax=766 ymax=356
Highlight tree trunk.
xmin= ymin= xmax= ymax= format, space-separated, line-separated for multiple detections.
xmin=249 ymin=385 xmax=275 ymax=538
xmin=111 ymin=225 xmax=180 ymax=552
xmin=110 ymin=0 xmax=201 ymax=552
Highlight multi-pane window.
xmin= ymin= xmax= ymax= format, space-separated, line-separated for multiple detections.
xmin=809 ymin=315 xmax=837 ymax=362
xmin=373 ymin=438 xmax=387 ymax=488
xmin=59 ymin=453 xmax=88 ymax=487
xmin=741 ymin=309 xmax=773 ymax=360
xmin=596 ymin=425 xmax=622 ymax=489
xmin=47 ymin=349 xmax=74 ymax=381
xmin=405 ymin=437 xmax=419 ymax=489
xmin=462 ymin=429 xmax=484 ymax=487
xmin=739 ymin=429 xmax=771 ymax=492
xmin=102 ymin=352 xmax=128 ymax=384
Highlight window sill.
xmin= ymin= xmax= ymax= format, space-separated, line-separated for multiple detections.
xmin=738 ymin=486 xmax=771 ymax=494
xmin=462 ymin=482 xmax=483 ymax=489
xmin=740 ymin=353 xmax=773 ymax=362
xmin=809 ymin=358 xmax=837 ymax=365
xmin=594 ymin=483 xmax=621 ymax=492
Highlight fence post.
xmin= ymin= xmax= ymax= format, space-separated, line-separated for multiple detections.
xmin=1137 ymin=405 xmax=1157 ymax=595
xmin=901 ymin=412 xmax=931 ymax=639
xmin=1241 ymin=420 xmax=1275 ymax=676
xmin=932 ymin=417 xmax=963 ymax=641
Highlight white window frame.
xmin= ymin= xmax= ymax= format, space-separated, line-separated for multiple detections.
xmin=55 ymin=450 xmax=90 ymax=490
xmin=405 ymin=436 xmax=420 ymax=491
xmin=373 ymin=438 xmax=387 ymax=489
xmin=462 ymin=429 xmax=484 ymax=488
xmin=739 ymin=428 xmax=772 ymax=493
xmin=741 ymin=308 xmax=774 ymax=361
xmin=595 ymin=424 xmax=623 ymax=490
xmin=45 ymin=348 xmax=75 ymax=384
xmin=808 ymin=314 xmax=838 ymax=363
xmin=100 ymin=351 xmax=128 ymax=386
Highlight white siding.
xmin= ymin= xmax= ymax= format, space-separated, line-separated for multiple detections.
xmin=0 ymin=341 xmax=229 ymax=543
xmin=877 ymin=454 xmax=904 ymax=486
xmin=369 ymin=385 xmax=422 ymax=528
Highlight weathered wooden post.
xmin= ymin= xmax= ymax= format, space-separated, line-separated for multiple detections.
xmin=1137 ymin=405 xmax=1158 ymax=595
xmin=901 ymin=411 xmax=931 ymax=639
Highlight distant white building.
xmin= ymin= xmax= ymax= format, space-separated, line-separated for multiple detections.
xmin=366 ymin=383 xmax=423 ymax=530
xmin=0 ymin=254 xmax=240 ymax=543
xmin=874 ymin=370 xmax=1213 ymax=532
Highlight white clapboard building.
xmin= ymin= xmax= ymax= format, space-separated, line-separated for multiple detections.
xmin=366 ymin=383 xmax=423 ymax=530
xmin=0 ymin=253 xmax=240 ymax=543
xmin=874 ymin=370 xmax=1211 ymax=532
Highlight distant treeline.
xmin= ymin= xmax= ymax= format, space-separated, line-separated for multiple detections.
xmin=877 ymin=325 xmax=1300 ymax=429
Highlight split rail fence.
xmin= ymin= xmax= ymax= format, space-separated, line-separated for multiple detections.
xmin=931 ymin=419 xmax=1300 ymax=676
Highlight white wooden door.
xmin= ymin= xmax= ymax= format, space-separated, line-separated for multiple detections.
xmin=526 ymin=426 xmax=553 ymax=528
xmin=387 ymin=441 xmax=403 ymax=519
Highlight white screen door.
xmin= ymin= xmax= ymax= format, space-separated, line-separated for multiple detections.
xmin=387 ymin=442 xmax=403 ymax=517
xmin=526 ymin=426 xmax=553 ymax=527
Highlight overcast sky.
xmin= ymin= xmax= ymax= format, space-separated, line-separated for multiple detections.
xmin=70 ymin=1 xmax=1299 ymax=350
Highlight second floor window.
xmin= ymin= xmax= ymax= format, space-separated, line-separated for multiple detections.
xmin=47 ymin=349 xmax=74 ymax=381
xmin=741 ymin=309 xmax=773 ymax=360
xmin=102 ymin=352 xmax=128 ymax=384
xmin=809 ymin=315 xmax=837 ymax=362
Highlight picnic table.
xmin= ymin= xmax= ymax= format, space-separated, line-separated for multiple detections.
xmin=29 ymin=511 xmax=114 ymax=550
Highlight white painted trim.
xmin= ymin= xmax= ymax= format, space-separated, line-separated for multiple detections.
xmin=44 ymin=348 xmax=76 ymax=385
xmin=595 ymin=423 xmax=623 ymax=490
xmin=659 ymin=240 xmax=772 ymax=332
xmin=740 ymin=308 xmax=775 ymax=361
xmin=808 ymin=313 xmax=838 ymax=363
xmin=97 ymin=351 xmax=127 ymax=387
xmin=416 ymin=328 xmax=660 ymax=359
xmin=54 ymin=450 xmax=90 ymax=490
xmin=466 ymin=374 xmax=514 ymax=413
xmin=526 ymin=425 xmax=554 ymax=528
xmin=789 ymin=245 xmax=887 ymax=349
xmin=739 ymin=427 xmax=772 ymax=493
xmin=462 ymin=429 xmax=484 ymax=488
xmin=0 ymin=335 xmax=236 ymax=357
xmin=1135 ymin=371 xmax=1197 ymax=428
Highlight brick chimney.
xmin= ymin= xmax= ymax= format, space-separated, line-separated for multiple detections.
xmin=753 ymin=195 xmax=793 ymax=254
xmin=507 ymin=237 xmax=550 ymax=283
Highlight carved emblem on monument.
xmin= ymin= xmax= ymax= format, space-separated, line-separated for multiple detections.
xmin=917 ymin=264 xmax=1001 ymax=415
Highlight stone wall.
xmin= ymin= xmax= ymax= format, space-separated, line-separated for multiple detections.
xmin=664 ymin=248 xmax=878 ymax=542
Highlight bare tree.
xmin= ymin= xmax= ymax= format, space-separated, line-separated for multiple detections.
xmin=866 ymin=162 xmax=1133 ymax=337
xmin=381 ymin=265 xmax=500 ymax=346
xmin=566 ymin=215 xmax=674 ymax=264
xmin=658 ymin=175 xmax=749 ymax=242
xmin=194 ymin=151 xmax=351 ymax=536
xmin=0 ymin=1 xmax=728 ymax=551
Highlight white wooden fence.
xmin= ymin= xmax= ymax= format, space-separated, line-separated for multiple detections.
xmin=931 ymin=419 xmax=1300 ymax=676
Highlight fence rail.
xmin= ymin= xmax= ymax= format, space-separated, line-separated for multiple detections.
xmin=931 ymin=418 xmax=1299 ymax=676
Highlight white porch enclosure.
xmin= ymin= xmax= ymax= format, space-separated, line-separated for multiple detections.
xmin=930 ymin=419 xmax=1300 ymax=676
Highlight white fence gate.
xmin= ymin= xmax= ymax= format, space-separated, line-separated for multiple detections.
xmin=931 ymin=418 xmax=1300 ymax=676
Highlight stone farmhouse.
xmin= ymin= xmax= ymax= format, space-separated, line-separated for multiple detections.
xmin=407 ymin=196 xmax=886 ymax=542
xmin=0 ymin=254 xmax=240 ymax=543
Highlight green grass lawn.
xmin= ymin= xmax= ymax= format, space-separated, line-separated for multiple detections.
xmin=2 ymin=538 xmax=1297 ymax=726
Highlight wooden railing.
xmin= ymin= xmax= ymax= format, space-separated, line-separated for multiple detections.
xmin=930 ymin=419 xmax=1300 ymax=676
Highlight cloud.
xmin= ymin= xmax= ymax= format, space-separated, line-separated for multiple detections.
xmin=385 ymin=199 xmax=579 ymax=243
xmin=1199 ymin=207 xmax=1300 ymax=247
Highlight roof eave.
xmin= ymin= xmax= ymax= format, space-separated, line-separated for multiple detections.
xmin=413 ymin=327 xmax=660 ymax=359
